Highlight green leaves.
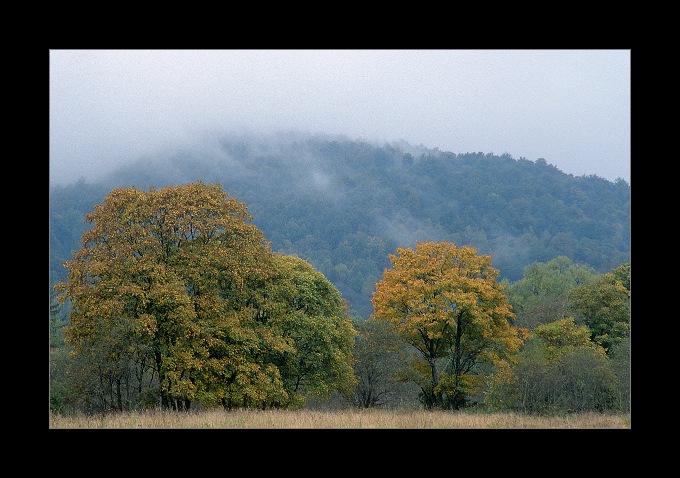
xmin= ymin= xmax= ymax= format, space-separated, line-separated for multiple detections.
xmin=55 ymin=182 xmax=357 ymax=412
xmin=567 ymin=263 xmax=630 ymax=352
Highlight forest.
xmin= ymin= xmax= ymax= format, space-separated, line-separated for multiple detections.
xmin=50 ymin=131 xmax=630 ymax=319
xmin=49 ymin=132 xmax=630 ymax=416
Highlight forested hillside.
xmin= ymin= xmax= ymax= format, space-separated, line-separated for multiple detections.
xmin=49 ymin=131 xmax=630 ymax=318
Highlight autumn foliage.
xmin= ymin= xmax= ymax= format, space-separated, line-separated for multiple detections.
xmin=50 ymin=181 xmax=629 ymax=415
xmin=371 ymin=241 xmax=523 ymax=409
xmin=55 ymin=182 xmax=357 ymax=412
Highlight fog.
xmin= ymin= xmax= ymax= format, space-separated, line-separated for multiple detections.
xmin=49 ymin=49 xmax=631 ymax=185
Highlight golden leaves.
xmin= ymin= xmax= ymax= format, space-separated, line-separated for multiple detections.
xmin=373 ymin=241 xmax=524 ymax=406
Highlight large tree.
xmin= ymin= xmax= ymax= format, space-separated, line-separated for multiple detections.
xmin=256 ymin=253 xmax=358 ymax=408
xmin=56 ymin=181 xmax=287 ymax=410
xmin=371 ymin=241 xmax=523 ymax=409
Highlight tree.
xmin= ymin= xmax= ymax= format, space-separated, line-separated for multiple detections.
xmin=506 ymin=256 xmax=598 ymax=329
xmin=610 ymin=262 xmax=631 ymax=291
xmin=50 ymin=288 xmax=72 ymax=413
xmin=55 ymin=182 xmax=359 ymax=413
xmin=257 ymin=253 xmax=358 ymax=408
xmin=371 ymin=241 xmax=523 ymax=409
xmin=608 ymin=337 xmax=631 ymax=412
xmin=568 ymin=262 xmax=630 ymax=353
xmin=55 ymin=182 xmax=281 ymax=412
xmin=508 ymin=318 xmax=617 ymax=413
xmin=49 ymin=288 xmax=67 ymax=349
xmin=351 ymin=316 xmax=418 ymax=408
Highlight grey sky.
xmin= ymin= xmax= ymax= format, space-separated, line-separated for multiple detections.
xmin=49 ymin=49 xmax=630 ymax=185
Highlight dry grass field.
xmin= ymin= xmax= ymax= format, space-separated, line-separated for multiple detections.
xmin=49 ymin=408 xmax=631 ymax=429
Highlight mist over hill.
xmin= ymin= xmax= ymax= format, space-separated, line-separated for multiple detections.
xmin=49 ymin=131 xmax=631 ymax=318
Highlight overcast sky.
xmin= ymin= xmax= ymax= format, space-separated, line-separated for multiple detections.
xmin=49 ymin=49 xmax=630 ymax=185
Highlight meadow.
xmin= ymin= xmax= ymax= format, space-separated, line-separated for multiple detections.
xmin=49 ymin=408 xmax=631 ymax=429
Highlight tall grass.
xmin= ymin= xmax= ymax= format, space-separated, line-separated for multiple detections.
xmin=49 ymin=409 xmax=631 ymax=429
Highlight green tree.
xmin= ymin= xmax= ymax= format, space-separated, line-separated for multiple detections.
xmin=351 ymin=316 xmax=418 ymax=408
xmin=371 ymin=241 xmax=523 ymax=409
xmin=49 ymin=288 xmax=72 ymax=413
xmin=257 ymin=253 xmax=359 ymax=408
xmin=489 ymin=317 xmax=617 ymax=413
xmin=610 ymin=262 xmax=631 ymax=290
xmin=568 ymin=262 xmax=630 ymax=352
xmin=534 ymin=318 xmax=617 ymax=412
xmin=554 ymin=346 xmax=617 ymax=412
xmin=506 ymin=256 xmax=598 ymax=329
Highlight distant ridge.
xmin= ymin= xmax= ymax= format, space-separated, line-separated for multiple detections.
xmin=50 ymin=131 xmax=630 ymax=318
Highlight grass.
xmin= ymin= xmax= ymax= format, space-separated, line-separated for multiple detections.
xmin=49 ymin=408 xmax=631 ymax=429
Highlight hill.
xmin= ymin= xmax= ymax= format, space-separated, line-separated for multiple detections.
xmin=49 ymin=131 xmax=631 ymax=318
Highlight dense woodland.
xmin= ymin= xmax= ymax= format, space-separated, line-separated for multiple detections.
xmin=50 ymin=132 xmax=630 ymax=319
xmin=49 ymin=132 xmax=630 ymax=415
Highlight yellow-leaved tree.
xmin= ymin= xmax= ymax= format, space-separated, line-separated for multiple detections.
xmin=54 ymin=181 xmax=357 ymax=413
xmin=371 ymin=241 xmax=524 ymax=409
